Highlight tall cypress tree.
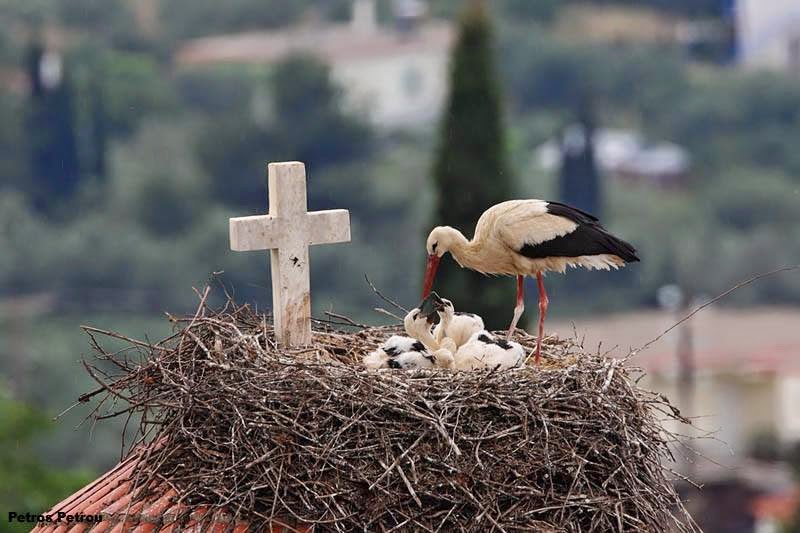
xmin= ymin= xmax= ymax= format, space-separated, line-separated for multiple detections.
xmin=556 ymin=101 xmax=605 ymax=300
xmin=89 ymin=76 xmax=108 ymax=179
xmin=431 ymin=1 xmax=512 ymax=329
xmin=25 ymin=41 xmax=81 ymax=213
xmin=558 ymin=100 xmax=602 ymax=217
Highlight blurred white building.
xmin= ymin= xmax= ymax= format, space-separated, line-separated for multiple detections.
xmin=736 ymin=0 xmax=800 ymax=71
xmin=176 ymin=0 xmax=453 ymax=128
xmin=535 ymin=128 xmax=691 ymax=188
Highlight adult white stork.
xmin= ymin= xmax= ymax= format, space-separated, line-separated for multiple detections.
xmin=421 ymin=199 xmax=639 ymax=364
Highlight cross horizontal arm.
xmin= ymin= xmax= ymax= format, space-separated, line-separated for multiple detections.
xmin=229 ymin=215 xmax=282 ymax=251
xmin=308 ymin=209 xmax=351 ymax=246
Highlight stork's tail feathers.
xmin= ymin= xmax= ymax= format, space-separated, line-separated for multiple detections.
xmin=594 ymin=226 xmax=639 ymax=264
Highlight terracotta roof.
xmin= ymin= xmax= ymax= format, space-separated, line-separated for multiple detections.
xmin=175 ymin=22 xmax=453 ymax=67
xmin=32 ymin=449 xmax=311 ymax=532
xmin=549 ymin=306 xmax=800 ymax=375
xmin=752 ymin=489 xmax=800 ymax=522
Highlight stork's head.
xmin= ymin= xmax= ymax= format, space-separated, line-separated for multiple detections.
xmin=425 ymin=226 xmax=461 ymax=257
xmin=423 ymin=226 xmax=461 ymax=298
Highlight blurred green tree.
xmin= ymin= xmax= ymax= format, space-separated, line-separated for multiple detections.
xmin=87 ymin=76 xmax=108 ymax=180
xmin=198 ymin=55 xmax=373 ymax=211
xmin=161 ymin=0 xmax=306 ymax=39
xmin=663 ymin=73 xmax=800 ymax=176
xmin=590 ymin=0 xmax=721 ymax=16
xmin=0 ymin=394 xmax=92 ymax=532
xmin=430 ymin=1 xmax=513 ymax=329
xmin=0 ymin=96 xmax=27 ymax=191
xmin=108 ymin=120 xmax=209 ymax=238
xmin=501 ymin=0 xmax=560 ymax=22
xmin=271 ymin=55 xmax=374 ymax=201
xmin=98 ymin=51 xmax=175 ymax=138
xmin=430 ymin=0 xmax=559 ymax=21
xmin=57 ymin=0 xmax=143 ymax=46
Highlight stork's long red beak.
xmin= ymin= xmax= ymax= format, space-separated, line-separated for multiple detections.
xmin=422 ymin=254 xmax=441 ymax=299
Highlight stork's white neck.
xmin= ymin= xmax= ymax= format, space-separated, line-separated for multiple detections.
xmin=449 ymin=232 xmax=490 ymax=272
xmin=445 ymin=227 xmax=516 ymax=275
xmin=441 ymin=229 xmax=472 ymax=267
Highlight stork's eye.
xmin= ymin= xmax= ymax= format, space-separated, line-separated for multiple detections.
xmin=432 ymin=242 xmax=438 ymax=252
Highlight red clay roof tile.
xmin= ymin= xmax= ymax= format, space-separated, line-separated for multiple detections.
xmin=32 ymin=448 xmax=311 ymax=532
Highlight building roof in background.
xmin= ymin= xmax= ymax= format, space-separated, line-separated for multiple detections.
xmin=31 ymin=448 xmax=307 ymax=532
xmin=549 ymin=307 xmax=800 ymax=375
xmin=689 ymin=457 xmax=796 ymax=491
xmin=176 ymin=22 xmax=453 ymax=67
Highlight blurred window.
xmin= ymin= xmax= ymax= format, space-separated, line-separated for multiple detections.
xmin=402 ymin=65 xmax=423 ymax=100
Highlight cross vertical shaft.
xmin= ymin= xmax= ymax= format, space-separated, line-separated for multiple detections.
xmin=268 ymin=163 xmax=311 ymax=347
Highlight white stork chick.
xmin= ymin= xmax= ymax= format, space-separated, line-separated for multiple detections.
xmin=363 ymin=348 xmax=439 ymax=370
xmin=403 ymin=307 xmax=439 ymax=352
xmin=433 ymin=297 xmax=485 ymax=349
xmin=422 ymin=199 xmax=639 ymax=364
xmin=401 ymin=308 xmax=455 ymax=369
xmin=363 ymin=309 xmax=455 ymax=370
xmin=387 ymin=349 xmax=441 ymax=370
xmin=453 ymin=331 xmax=525 ymax=371
xmin=362 ymin=335 xmax=425 ymax=369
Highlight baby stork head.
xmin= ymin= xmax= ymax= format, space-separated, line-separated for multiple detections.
xmin=404 ymin=293 xmax=441 ymax=330
xmin=433 ymin=294 xmax=455 ymax=319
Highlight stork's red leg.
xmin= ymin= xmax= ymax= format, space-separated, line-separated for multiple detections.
xmin=535 ymin=272 xmax=549 ymax=365
xmin=505 ymin=275 xmax=525 ymax=341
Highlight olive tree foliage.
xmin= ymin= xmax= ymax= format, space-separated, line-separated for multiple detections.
xmin=0 ymin=394 xmax=93 ymax=531
xmin=196 ymin=54 xmax=373 ymax=212
xmin=160 ymin=0 xmax=352 ymax=39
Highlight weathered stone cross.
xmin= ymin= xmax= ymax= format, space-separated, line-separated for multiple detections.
xmin=229 ymin=162 xmax=350 ymax=347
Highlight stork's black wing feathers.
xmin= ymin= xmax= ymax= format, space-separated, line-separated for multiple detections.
xmin=518 ymin=201 xmax=640 ymax=263
xmin=545 ymin=201 xmax=600 ymax=224
xmin=519 ymin=225 xmax=639 ymax=262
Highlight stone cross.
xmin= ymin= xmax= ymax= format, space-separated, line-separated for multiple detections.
xmin=229 ymin=162 xmax=351 ymax=347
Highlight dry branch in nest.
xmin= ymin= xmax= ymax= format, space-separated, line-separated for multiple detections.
xmin=74 ymin=294 xmax=698 ymax=532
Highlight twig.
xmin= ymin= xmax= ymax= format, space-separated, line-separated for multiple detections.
xmin=364 ymin=274 xmax=408 ymax=313
xmin=322 ymin=311 xmax=368 ymax=329
xmin=373 ymin=307 xmax=404 ymax=322
xmin=633 ymin=264 xmax=800 ymax=356
xmin=368 ymin=433 xmax=426 ymax=490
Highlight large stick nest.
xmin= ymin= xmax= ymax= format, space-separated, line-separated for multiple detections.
xmin=77 ymin=294 xmax=697 ymax=532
